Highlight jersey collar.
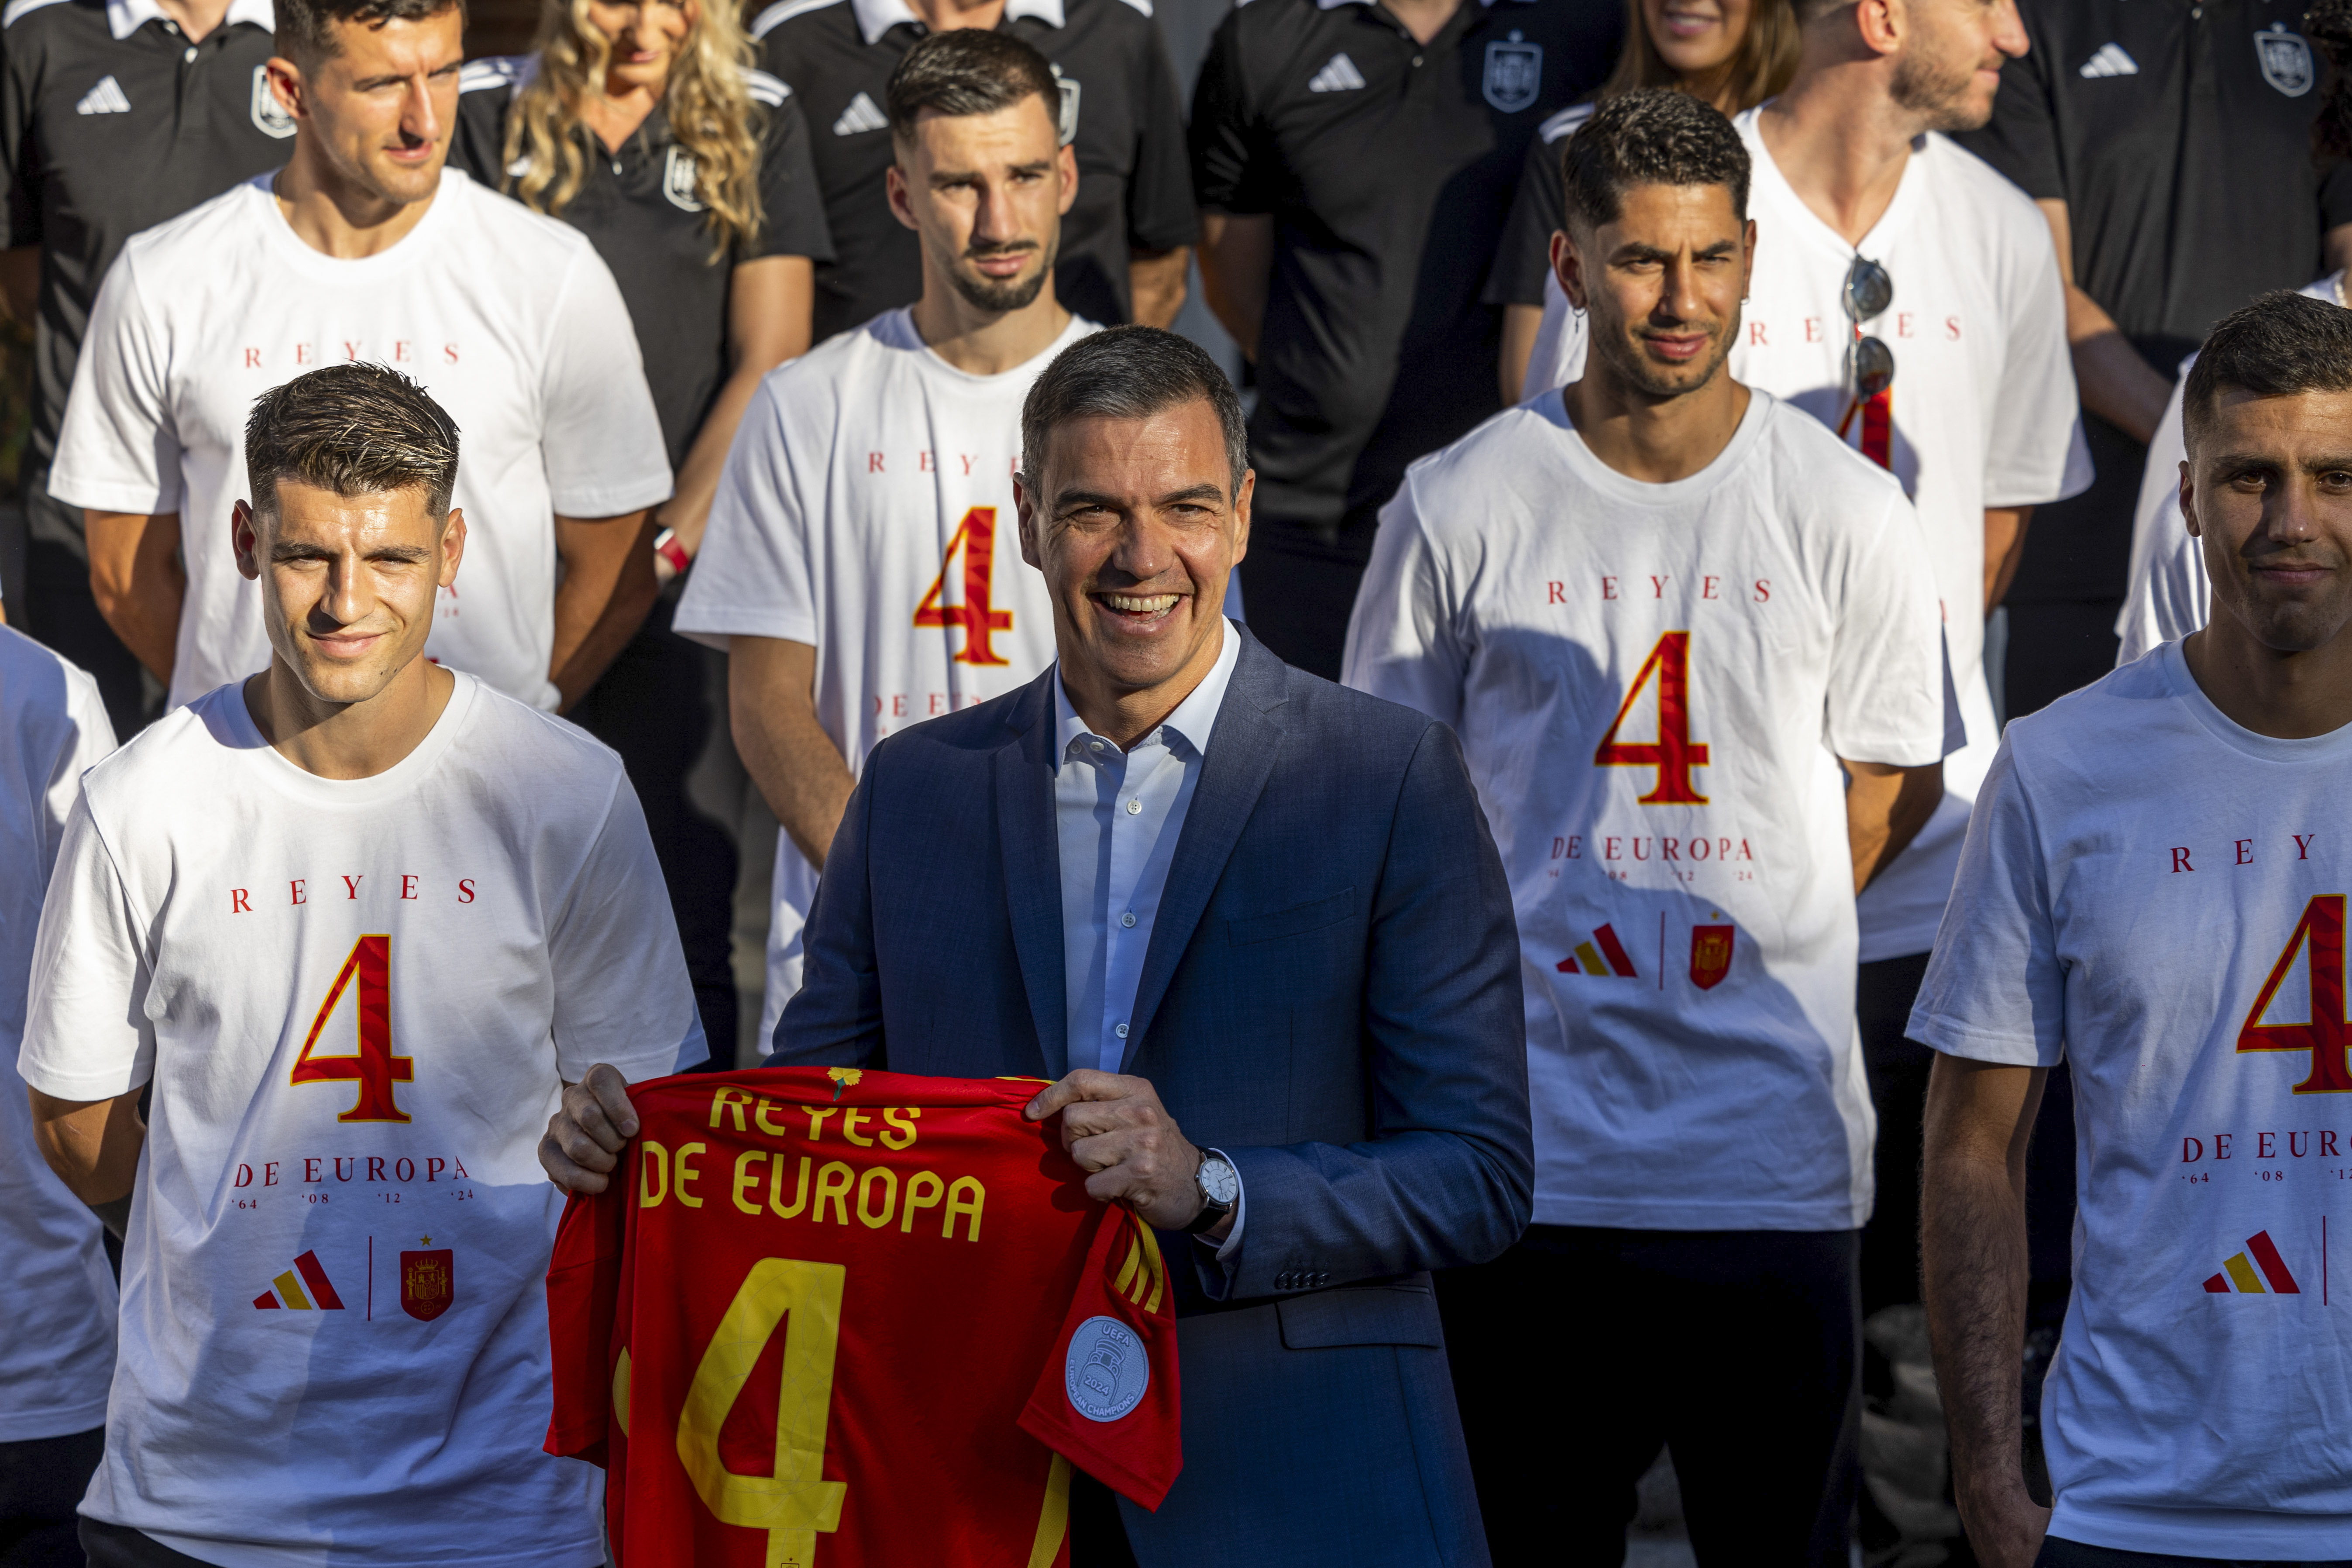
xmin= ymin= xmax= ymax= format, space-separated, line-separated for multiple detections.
xmin=851 ymin=0 xmax=1063 ymax=44
xmin=107 ymin=0 xmax=273 ymax=38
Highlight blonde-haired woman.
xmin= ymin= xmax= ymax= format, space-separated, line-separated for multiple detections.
xmin=1490 ymin=0 xmax=1799 ymax=400
xmin=453 ymin=0 xmax=835 ymax=1066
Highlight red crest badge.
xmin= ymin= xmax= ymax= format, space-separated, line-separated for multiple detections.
xmin=1689 ymin=925 xmax=1735 ymax=991
xmin=400 ymin=1247 xmax=453 ymax=1322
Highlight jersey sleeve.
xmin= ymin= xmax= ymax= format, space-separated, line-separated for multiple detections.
xmin=544 ymin=1184 xmax=628 ymax=1466
xmin=2322 ymin=154 xmax=2352 ymax=232
xmin=1824 ymin=487 xmax=1948 ymax=768
xmin=670 ymin=371 xmax=818 ymax=649
xmin=17 ymin=797 xmax=154 ymax=1102
xmin=1983 ymin=194 xmax=2091 ymax=509
xmin=538 ymin=243 xmax=675 ymax=519
xmin=1017 ymin=1204 xmax=1183 ymax=1510
xmin=1188 ymin=12 xmax=1272 ymax=215
xmin=40 ymin=665 xmax=117 ymax=867
xmin=1906 ymin=740 xmax=2064 ymax=1067
xmin=1341 ymin=473 xmax=1469 ymax=732
xmin=1482 ymin=135 xmax=1563 ymax=309
xmin=1124 ymin=21 xmax=1200 ymax=254
xmin=2115 ymin=364 xmax=2202 ymax=664
xmin=547 ymin=776 xmax=708 ymax=1082
xmin=0 ymin=31 xmax=41 ymax=251
xmin=749 ymin=80 xmax=836 ymax=264
xmin=48 ymin=256 xmax=185 ymax=516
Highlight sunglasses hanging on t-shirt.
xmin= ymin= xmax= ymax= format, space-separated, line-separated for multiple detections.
xmin=1834 ymin=254 xmax=1896 ymax=469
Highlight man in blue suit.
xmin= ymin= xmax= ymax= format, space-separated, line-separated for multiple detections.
xmin=542 ymin=325 xmax=1531 ymax=1567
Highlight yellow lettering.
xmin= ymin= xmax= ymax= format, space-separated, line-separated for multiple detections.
xmin=879 ymin=1107 xmax=921 ymax=1150
xmin=804 ymin=1108 xmax=838 ymax=1141
xmin=754 ymin=1097 xmax=791 ymax=1138
xmin=639 ymin=1142 xmax=670 ymax=1208
xmin=841 ymin=1108 xmax=873 ymax=1147
xmin=901 ymin=1170 xmax=945 ymax=1232
xmin=708 ymin=1087 xmax=753 ymax=1132
xmin=770 ymin=1155 xmax=812 ymax=1218
xmin=731 ymin=1149 xmax=767 ymax=1214
xmin=676 ymin=1142 xmax=707 ymax=1208
xmin=945 ymin=1176 xmax=985 ymax=1242
xmin=855 ymin=1166 xmax=897 ymax=1228
xmin=813 ymin=1160 xmax=853 ymax=1224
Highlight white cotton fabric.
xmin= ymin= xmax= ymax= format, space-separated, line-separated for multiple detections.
xmin=2115 ymin=272 xmax=2345 ymax=665
xmin=17 ymin=673 xmax=703 ymax=1568
xmin=0 ymin=625 xmax=118 ymax=1443
xmin=50 ymin=169 xmax=672 ymax=713
xmin=674 ymin=308 xmax=1092 ymax=1042
xmin=1912 ymin=642 xmax=2352 ymax=1559
xmin=1344 ymin=389 xmax=1947 ymax=1230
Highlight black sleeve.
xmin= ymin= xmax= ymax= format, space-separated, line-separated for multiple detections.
xmin=2321 ymin=156 xmax=2352 ymax=234
xmin=1953 ymin=48 xmax=2064 ymax=201
xmin=1189 ymin=9 xmax=1272 ymax=214
xmin=1483 ymin=133 xmax=1565 ymax=307
xmin=447 ymin=81 xmax=515 ymax=193
xmin=750 ymin=87 xmax=836 ymax=263
xmin=1124 ymin=16 xmax=1199 ymax=253
xmin=1 ymin=31 xmax=42 ymax=250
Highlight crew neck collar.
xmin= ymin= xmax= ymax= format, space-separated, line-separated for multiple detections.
xmin=245 ymin=166 xmax=462 ymax=279
xmin=1554 ymin=385 xmax=1774 ymax=510
xmin=2162 ymin=640 xmax=2352 ymax=765
xmin=219 ymin=671 xmax=481 ymax=808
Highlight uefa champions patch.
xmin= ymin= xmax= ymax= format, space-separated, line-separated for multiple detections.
xmin=1064 ymin=1315 xmax=1148 ymax=1422
xmin=251 ymin=65 xmax=295 ymax=138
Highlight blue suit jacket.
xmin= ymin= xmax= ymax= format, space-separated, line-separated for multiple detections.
xmin=770 ymin=627 xmax=1531 ymax=1568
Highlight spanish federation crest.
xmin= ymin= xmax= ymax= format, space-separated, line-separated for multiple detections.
xmin=664 ymin=146 xmax=704 ymax=212
xmin=1483 ymin=32 xmax=1543 ymax=114
xmin=251 ymin=65 xmax=295 ymax=139
xmin=1053 ymin=65 xmax=1081 ymax=146
xmin=2256 ymin=23 xmax=2314 ymax=98
xmin=1689 ymin=924 xmax=1735 ymax=991
xmin=401 ymin=1246 xmax=454 ymax=1322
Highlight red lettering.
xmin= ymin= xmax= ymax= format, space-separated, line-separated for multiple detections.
xmin=235 ymin=1164 xmax=254 ymax=1187
xmin=1738 ymin=840 xmax=1753 ymax=861
xmin=1594 ymin=632 xmax=1709 ymax=804
xmin=342 ymin=340 xmax=362 ymax=362
xmin=960 ymin=454 xmax=975 ymax=475
xmin=1944 ymin=316 xmax=1961 ymax=340
xmin=401 ymin=875 xmax=418 ymax=900
xmin=2216 ymin=1133 xmax=2233 ymax=1159
xmin=892 ymin=695 xmax=907 ymax=717
xmin=1690 ymin=838 xmax=1712 ymax=861
xmin=2328 ymin=1131 xmax=2342 ymax=1156
xmin=334 ymin=1157 xmax=354 ymax=1181
xmin=454 ymin=1157 xmax=471 ymax=1178
xmin=1719 ymin=838 xmax=1734 ymax=861
xmin=395 ymin=1157 xmax=415 ymax=1182
xmin=2182 ymin=1137 xmax=2204 ymax=1163
xmin=911 ymin=507 xmax=1015 ymax=665
xmin=1752 ymin=581 xmax=1770 ymax=602
xmin=868 ymin=453 xmax=885 ymax=473
xmin=442 ymin=344 xmax=458 ymax=364
xmin=2238 ymin=839 xmax=2254 ymax=865
xmin=426 ymin=1158 xmax=446 ymax=1183
xmin=919 ymin=451 xmax=934 ymax=472
xmin=1650 ymin=576 xmax=1668 ymax=598
xmin=394 ymin=340 xmax=411 ymax=362
xmin=2291 ymin=1131 xmax=2311 ymax=1157
xmin=367 ymin=1157 xmax=386 ymax=1182
xmin=1602 ymin=577 xmax=1618 ymax=600
xmin=1896 ymin=313 xmax=1914 ymax=339
xmin=2238 ymin=896 xmax=2352 ymax=1093
xmin=1748 ymin=322 xmax=1767 ymax=346
xmin=2298 ymin=833 xmax=2318 ymax=860
xmin=233 ymin=889 xmax=252 ymax=913
xmin=304 ymin=1158 xmax=322 ymax=1183
xmin=2259 ymin=1131 xmax=2277 ymax=1159
xmin=243 ymin=347 xmax=261 ymax=368
xmin=342 ymin=875 xmax=362 ymax=899
xmin=1702 ymin=577 xmax=1719 ymax=600
xmin=264 ymin=1162 xmax=281 ymax=1186
xmin=930 ymin=694 xmax=946 ymax=715
xmin=1633 ymin=838 xmax=1651 ymax=861
xmin=290 ymin=879 xmax=306 ymax=905
xmin=1662 ymin=838 xmax=1680 ymax=860
xmin=1604 ymin=837 xmax=1622 ymax=861
xmin=1803 ymin=317 xmax=1822 ymax=343
xmin=1548 ymin=581 xmax=1565 ymax=604
xmin=458 ymin=879 xmax=475 ymax=904
xmin=295 ymin=343 xmax=312 ymax=366
xmin=2171 ymin=848 xmax=2194 ymax=873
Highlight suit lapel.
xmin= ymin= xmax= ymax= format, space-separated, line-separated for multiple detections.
xmin=1120 ymin=632 xmax=1289 ymax=1070
xmin=994 ymin=672 xmax=1070 ymax=1079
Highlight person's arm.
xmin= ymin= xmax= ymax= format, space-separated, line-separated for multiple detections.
xmin=656 ymin=254 xmax=812 ymax=563
xmin=2034 ymin=199 xmax=2169 ymax=444
xmin=1500 ymin=303 xmax=1544 ymax=407
xmin=1195 ymin=212 xmax=1270 ymax=362
xmin=1128 ymin=247 xmax=1189 ymax=330
xmin=27 ymin=1086 xmax=145 ymax=1237
xmin=1923 ymin=1054 xmax=2052 ymax=1568
xmin=1984 ymin=505 xmax=2033 ymax=613
xmin=550 ymin=509 xmax=659 ymax=710
xmin=85 ymin=508 xmax=183 ymax=682
xmin=729 ymin=633 xmax=855 ymax=867
xmin=1844 ymin=757 xmax=1942 ymax=892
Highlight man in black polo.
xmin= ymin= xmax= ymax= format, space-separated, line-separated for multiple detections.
xmin=753 ymin=0 xmax=1196 ymax=340
xmin=1957 ymin=0 xmax=2352 ymax=719
xmin=0 ymin=0 xmax=291 ymax=736
xmin=1189 ymin=0 xmax=1620 ymax=678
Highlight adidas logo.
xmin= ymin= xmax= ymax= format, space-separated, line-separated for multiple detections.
xmin=2078 ymin=42 xmax=2138 ymax=78
xmin=2202 ymin=1229 xmax=2301 ymax=1295
xmin=253 ymin=1249 xmax=346 ymax=1310
xmin=832 ymin=90 xmax=886 ymax=137
xmin=1557 ymin=923 xmax=1639 ymax=978
xmin=1308 ymin=53 xmax=1366 ymax=93
xmin=74 ymin=74 xmax=130 ymax=115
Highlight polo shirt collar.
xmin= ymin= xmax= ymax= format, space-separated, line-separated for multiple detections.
xmin=108 ymin=0 xmax=274 ymax=38
xmin=851 ymin=0 xmax=1063 ymax=45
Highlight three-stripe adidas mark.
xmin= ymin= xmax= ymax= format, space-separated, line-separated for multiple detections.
xmin=1557 ymin=923 xmax=1639 ymax=979
xmin=254 ymin=1249 xmax=346 ymax=1310
xmin=2078 ymin=43 xmax=2138 ymax=79
xmin=832 ymin=90 xmax=886 ymax=137
xmin=74 ymin=75 xmax=130 ymax=115
xmin=1308 ymin=53 xmax=1366 ymax=93
xmin=2203 ymin=1229 xmax=2300 ymax=1294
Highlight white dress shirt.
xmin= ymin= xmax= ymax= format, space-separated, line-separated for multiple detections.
xmin=1054 ymin=617 xmax=1245 ymax=1253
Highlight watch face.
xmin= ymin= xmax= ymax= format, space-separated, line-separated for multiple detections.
xmin=1200 ymin=1155 xmax=1240 ymax=1205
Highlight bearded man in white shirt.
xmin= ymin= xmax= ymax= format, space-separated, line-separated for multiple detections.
xmin=23 ymin=365 xmax=704 ymax=1568
xmin=54 ymin=0 xmax=672 ymax=717
xmin=1346 ymin=89 xmax=1951 ymax=1564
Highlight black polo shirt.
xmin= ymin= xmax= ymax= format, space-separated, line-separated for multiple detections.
xmin=1191 ymin=0 xmax=1621 ymax=537
xmin=752 ymin=0 xmax=1196 ymax=339
xmin=0 ymin=0 xmax=289 ymax=486
xmin=1487 ymin=98 xmax=1585 ymax=306
xmin=1955 ymin=0 xmax=2352 ymax=604
xmin=451 ymin=58 xmax=835 ymax=470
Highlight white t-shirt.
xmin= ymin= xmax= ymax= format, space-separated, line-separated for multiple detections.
xmin=0 ymin=625 xmax=118 ymax=1444
xmin=674 ymin=308 xmax=1092 ymax=1041
xmin=51 ymin=169 xmax=672 ymax=713
xmin=2116 ymin=272 xmax=2345 ymax=665
xmin=17 ymin=672 xmax=703 ymax=1568
xmin=1911 ymin=642 xmax=2352 ymax=1559
xmin=1344 ymin=389 xmax=1948 ymax=1230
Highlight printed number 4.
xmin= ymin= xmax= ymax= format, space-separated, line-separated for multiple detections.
xmin=1595 ymin=631 xmax=1709 ymax=804
xmin=677 ymin=1258 xmax=848 ymax=1560
xmin=2240 ymin=894 xmax=2352 ymax=1093
xmin=914 ymin=506 xmax=1013 ymax=667
xmin=289 ymin=934 xmax=413 ymax=1122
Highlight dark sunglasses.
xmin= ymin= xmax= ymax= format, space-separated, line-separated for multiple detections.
xmin=1844 ymin=255 xmax=1895 ymax=401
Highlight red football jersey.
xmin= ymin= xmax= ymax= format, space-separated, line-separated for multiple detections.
xmin=544 ymin=1067 xmax=1183 ymax=1566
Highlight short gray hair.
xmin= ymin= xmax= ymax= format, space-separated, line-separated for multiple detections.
xmin=1019 ymin=326 xmax=1250 ymax=500
xmin=245 ymin=362 xmax=461 ymax=521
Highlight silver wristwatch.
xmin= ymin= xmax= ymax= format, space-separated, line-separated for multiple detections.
xmin=1183 ymin=1149 xmax=1239 ymax=1234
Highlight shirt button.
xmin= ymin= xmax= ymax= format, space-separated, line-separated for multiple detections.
xmin=1090 ymin=740 xmax=1106 ymax=753
xmin=1125 ymin=798 xmax=1142 ymax=815
xmin=184 ymin=45 xmax=197 ymax=60
xmin=1114 ymin=1023 xmax=1129 ymax=1039
xmin=1121 ymin=911 xmax=1136 ymax=928
xmin=1412 ymin=54 xmax=1424 ymax=65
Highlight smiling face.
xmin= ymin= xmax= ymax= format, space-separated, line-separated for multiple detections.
xmin=1015 ymin=398 xmax=1248 ymax=705
xmin=1562 ymin=179 xmax=1754 ymax=402
xmin=888 ymin=94 xmax=1075 ymax=315
xmin=1643 ymin=0 xmax=1752 ymax=78
xmin=2186 ymin=388 xmax=2352 ymax=656
xmin=234 ymin=479 xmax=464 ymax=708
xmin=1887 ymin=0 xmax=2026 ymax=134
xmin=269 ymin=5 xmax=463 ymax=208
xmin=585 ymin=0 xmax=692 ymax=97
